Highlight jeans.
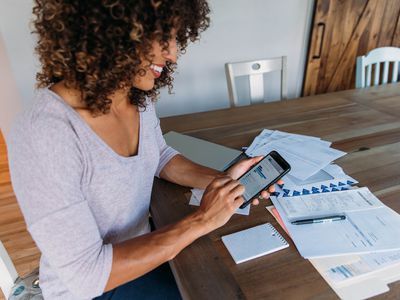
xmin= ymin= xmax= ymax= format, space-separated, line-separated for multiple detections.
xmin=94 ymin=263 xmax=182 ymax=300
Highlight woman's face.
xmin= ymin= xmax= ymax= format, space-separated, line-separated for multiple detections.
xmin=133 ymin=34 xmax=178 ymax=91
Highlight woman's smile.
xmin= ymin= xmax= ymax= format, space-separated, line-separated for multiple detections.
xmin=150 ymin=64 xmax=164 ymax=78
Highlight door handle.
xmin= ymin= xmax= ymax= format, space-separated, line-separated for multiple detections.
xmin=312 ymin=22 xmax=325 ymax=59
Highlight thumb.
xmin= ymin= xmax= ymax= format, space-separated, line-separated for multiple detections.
xmin=248 ymin=155 xmax=263 ymax=166
xmin=253 ymin=155 xmax=264 ymax=163
xmin=239 ymin=155 xmax=263 ymax=169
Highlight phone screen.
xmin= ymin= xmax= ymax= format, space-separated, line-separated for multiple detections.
xmin=239 ymin=153 xmax=286 ymax=201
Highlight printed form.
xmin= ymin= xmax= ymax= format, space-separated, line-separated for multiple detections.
xmin=271 ymin=188 xmax=400 ymax=258
xmin=278 ymin=187 xmax=383 ymax=220
xmin=325 ymin=250 xmax=400 ymax=282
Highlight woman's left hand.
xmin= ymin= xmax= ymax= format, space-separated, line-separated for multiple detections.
xmin=225 ymin=156 xmax=283 ymax=205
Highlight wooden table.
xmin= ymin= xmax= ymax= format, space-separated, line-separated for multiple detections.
xmin=151 ymin=84 xmax=400 ymax=299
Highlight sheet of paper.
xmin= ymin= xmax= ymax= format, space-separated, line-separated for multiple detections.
xmin=275 ymin=164 xmax=358 ymax=197
xmin=271 ymin=191 xmax=400 ymax=258
xmin=250 ymin=139 xmax=345 ymax=180
xmin=245 ymin=130 xmax=346 ymax=180
xmin=277 ymin=187 xmax=383 ymax=220
xmin=246 ymin=130 xmax=329 ymax=156
xmin=189 ymin=189 xmax=250 ymax=216
xmin=245 ymin=129 xmax=274 ymax=155
xmin=266 ymin=205 xmax=290 ymax=235
xmin=325 ymin=251 xmax=400 ymax=282
xmin=267 ymin=204 xmax=400 ymax=299
xmin=268 ymin=130 xmax=330 ymax=146
xmin=311 ymin=258 xmax=400 ymax=300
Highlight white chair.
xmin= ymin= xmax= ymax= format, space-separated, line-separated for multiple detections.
xmin=225 ymin=56 xmax=287 ymax=107
xmin=355 ymin=47 xmax=400 ymax=88
xmin=0 ymin=240 xmax=18 ymax=299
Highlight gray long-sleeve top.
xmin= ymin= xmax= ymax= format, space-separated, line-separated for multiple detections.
xmin=7 ymin=88 xmax=179 ymax=299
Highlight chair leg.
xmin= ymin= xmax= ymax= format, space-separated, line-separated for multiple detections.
xmin=0 ymin=241 xmax=18 ymax=298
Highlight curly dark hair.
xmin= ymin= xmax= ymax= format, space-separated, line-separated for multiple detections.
xmin=32 ymin=0 xmax=210 ymax=114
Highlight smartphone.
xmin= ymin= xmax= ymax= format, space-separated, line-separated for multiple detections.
xmin=238 ymin=151 xmax=291 ymax=209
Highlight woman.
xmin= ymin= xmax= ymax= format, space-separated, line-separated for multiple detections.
xmin=8 ymin=0 xmax=276 ymax=299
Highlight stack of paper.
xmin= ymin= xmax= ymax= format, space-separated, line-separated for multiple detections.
xmin=248 ymin=130 xmax=400 ymax=298
xmin=310 ymin=251 xmax=400 ymax=299
xmin=267 ymin=204 xmax=400 ymax=300
xmin=245 ymin=129 xmax=346 ymax=181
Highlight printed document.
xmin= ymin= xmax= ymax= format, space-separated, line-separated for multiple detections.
xmin=267 ymin=203 xmax=400 ymax=299
xmin=271 ymin=188 xmax=400 ymax=258
xmin=245 ymin=129 xmax=345 ymax=180
xmin=275 ymin=164 xmax=358 ymax=197
xmin=277 ymin=187 xmax=383 ymax=220
xmin=324 ymin=250 xmax=400 ymax=282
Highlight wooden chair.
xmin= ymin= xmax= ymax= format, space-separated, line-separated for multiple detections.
xmin=356 ymin=47 xmax=400 ymax=88
xmin=0 ymin=240 xmax=18 ymax=298
xmin=225 ymin=56 xmax=287 ymax=107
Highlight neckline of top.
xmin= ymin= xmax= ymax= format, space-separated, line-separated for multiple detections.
xmin=42 ymin=88 xmax=143 ymax=162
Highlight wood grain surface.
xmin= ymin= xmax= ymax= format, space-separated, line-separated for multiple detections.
xmin=303 ymin=0 xmax=400 ymax=96
xmin=152 ymin=83 xmax=400 ymax=300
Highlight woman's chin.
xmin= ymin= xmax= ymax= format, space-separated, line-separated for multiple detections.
xmin=132 ymin=81 xmax=155 ymax=91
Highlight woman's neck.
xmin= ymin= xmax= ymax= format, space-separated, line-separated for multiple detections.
xmin=49 ymin=81 xmax=131 ymax=113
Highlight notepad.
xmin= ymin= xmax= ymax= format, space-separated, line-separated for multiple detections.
xmin=222 ymin=223 xmax=289 ymax=264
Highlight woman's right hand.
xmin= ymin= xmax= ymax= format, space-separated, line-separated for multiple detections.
xmin=195 ymin=175 xmax=245 ymax=233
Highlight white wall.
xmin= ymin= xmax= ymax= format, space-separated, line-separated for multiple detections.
xmin=0 ymin=0 xmax=314 ymax=118
xmin=0 ymin=32 xmax=22 ymax=138
xmin=0 ymin=0 xmax=37 ymax=111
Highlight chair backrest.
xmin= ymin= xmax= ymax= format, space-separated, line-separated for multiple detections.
xmin=0 ymin=240 xmax=18 ymax=299
xmin=356 ymin=47 xmax=400 ymax=88
xmin=225 ymin=56 xmax=287 ymax=107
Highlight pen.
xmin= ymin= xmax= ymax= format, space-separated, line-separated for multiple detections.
xmin=291 ymin=215 xmax=346 ymax=225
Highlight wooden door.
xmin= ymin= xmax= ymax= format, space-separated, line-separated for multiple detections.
xmin=303 ymin=0 xmax=400 ymax=96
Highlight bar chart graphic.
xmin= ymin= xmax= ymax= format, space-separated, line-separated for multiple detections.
xmin=239 ymin=156 xmax=281 ymax=200
xmin=254 ymin=165 xmax=267 ymax=179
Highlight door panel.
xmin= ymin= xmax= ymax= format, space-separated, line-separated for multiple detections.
xmin=303 ymin=0 xmax=400 ymax=96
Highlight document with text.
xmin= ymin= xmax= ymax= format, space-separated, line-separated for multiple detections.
xmin=271 ymin=188 xmax=400 ymax=258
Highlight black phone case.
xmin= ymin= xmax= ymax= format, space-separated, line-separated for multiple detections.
xmin=238 ymin=152 xmax=291 ymax=209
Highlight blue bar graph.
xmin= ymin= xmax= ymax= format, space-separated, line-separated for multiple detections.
xmin=253 ymin=165 xmax=266 ymax=179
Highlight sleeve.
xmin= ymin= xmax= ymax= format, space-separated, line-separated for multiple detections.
xmin=7 ymin=116 xmax=112 ymax=299
xmin=153 ymin=111 xmax=179 ymax=178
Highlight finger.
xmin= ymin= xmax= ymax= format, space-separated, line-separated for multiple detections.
xmin=230 ymin=183 xmax=245 ymax=199
xmin=267 ymin=185 xmax=276 ymax=193
xmin=277 ymin=179 xmax=284 ymax=185
xmin=223 ymin=178 xmax=241 ymax=190
xmin=211 ymin=176 xmax=234 ymax=187
xmin=236 ymin=155 xmax=263 ymax=169
xmin=252 ymin=155 xmax=264 ymax=163
xmin=260 ymin=190 xmax=270 ymax=199
xmin=252 ymin=198 xmax=259 ymax=205
xmin=233 ymin=196 xmax=245 ymax=210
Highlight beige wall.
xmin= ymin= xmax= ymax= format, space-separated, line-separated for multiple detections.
xmin=0 ymin=31 xmax=22 ymax=139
